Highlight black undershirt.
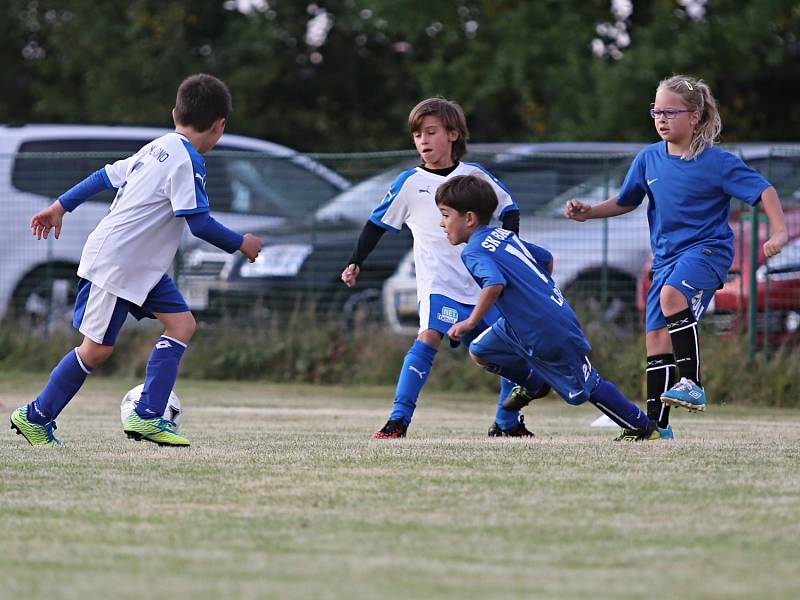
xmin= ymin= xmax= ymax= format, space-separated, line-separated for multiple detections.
xmin=346 ymin=162 xmax=520 ymax=267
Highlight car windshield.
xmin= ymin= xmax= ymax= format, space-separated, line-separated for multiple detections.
xmin=315 ymin=166 xmax=412 ymax=224
xmin=205 ymin=151 xmax=345 ymax=219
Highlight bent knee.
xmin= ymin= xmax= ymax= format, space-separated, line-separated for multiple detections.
xmin=469 ymin=351 xmax=489 ymax=366
xmin=659 ymin=285 xmax=688 ymax=314
xmin=78 ymin=340 xmax=114 ymax=368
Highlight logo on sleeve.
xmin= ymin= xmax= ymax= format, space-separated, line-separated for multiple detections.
xmin=194 ymin=173 xmax=207 ymax=190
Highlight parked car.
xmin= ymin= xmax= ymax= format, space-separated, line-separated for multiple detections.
xmin=382 ymin=143 xmax=787 ymax=335
xmin=178 ymin=144 xmax=528 ymax=323
xmin=0 ymin=124 xmax=350 ymax=328
xmin=383 ymin=143 xmax=648 ymax=335
xmin=636 ymin=208 xmax=800 ymax=344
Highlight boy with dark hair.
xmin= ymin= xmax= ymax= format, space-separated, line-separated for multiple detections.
xmin=436 ymin=175 xmax=666 ymax=441
xmin=342 ymin=97 xmax=529 ymax=438
xmin=11 ymin=74 xmax=262 ymax=447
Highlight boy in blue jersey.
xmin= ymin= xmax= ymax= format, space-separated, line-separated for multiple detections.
xmin=342 ymin=97 xmax=534 ymax=438
xmin=566 ymin=75 xmax=787 ymax=433
xmin=436 ymin=175 xmax=665 ymax=441
xmin=11 ymin=74 xmax=263 ymax=447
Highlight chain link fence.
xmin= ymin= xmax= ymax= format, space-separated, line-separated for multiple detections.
xmin=2 ymin=143 xmax=798 ymax=356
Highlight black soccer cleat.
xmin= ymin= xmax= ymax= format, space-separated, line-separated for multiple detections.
xmin=502 ymin=383 xmax=551 ymax=412
xmin=372 ymin=418 xmax=408 ymax=439
xmin=488 ymin=414 xmax=535 ymax=438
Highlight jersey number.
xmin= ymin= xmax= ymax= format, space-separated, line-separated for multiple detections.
xmin=504 ymin=240 xmax=564 ymax=307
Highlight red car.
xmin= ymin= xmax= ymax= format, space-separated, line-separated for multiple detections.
xmin=637 ymin=208 xmax=800 ymax=344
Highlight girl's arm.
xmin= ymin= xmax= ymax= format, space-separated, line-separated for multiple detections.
xmin=564 ymin=196 xmax=637 ymax=222
xmin=760 ymin=186 xmax=788 ymax=257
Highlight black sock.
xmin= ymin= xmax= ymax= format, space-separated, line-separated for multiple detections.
xmin=646 ymin=353 xmax=676 ymax=428
xmin=666 ymin=308 xmax=701 ymax=387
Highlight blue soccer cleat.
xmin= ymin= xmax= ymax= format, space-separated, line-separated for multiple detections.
xmin=661 ymin=377 xmax=706 ymax=412
xmin=658 ymin=425 xmax=675 ymax=440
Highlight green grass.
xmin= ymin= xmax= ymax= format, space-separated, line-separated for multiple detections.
xmin=2 ymin=372 xmax=800 ymax=599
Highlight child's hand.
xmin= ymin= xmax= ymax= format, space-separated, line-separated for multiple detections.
xmin=30 ymin=200 xmax=66 ymax=240
xmin=341 ymin=264 xmax=360 ymax=288
xmin=447 ymin=320 xmax=474 ymax=342
xmin=763 ymin=230 xmax=788 ymax=258
xmin=240 ymin=233 xmax=263 ymax=262
xmin=564 ymin=199 xmax=592 ymax=222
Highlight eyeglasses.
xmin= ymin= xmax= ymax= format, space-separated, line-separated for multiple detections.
xmin=649 ymin=107 xmax=692 ymax=120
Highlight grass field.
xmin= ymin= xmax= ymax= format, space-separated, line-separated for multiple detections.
xmin=2 ymin=372 xmax=799 ymax=600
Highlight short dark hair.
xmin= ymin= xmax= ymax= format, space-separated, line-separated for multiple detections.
xmin=174 ymin=74 xmax=232 ymax=132
xmin=408 ymin=97 xmax=469 ymax=161
xmin=435 ymin=175 xmax=497 ymax=225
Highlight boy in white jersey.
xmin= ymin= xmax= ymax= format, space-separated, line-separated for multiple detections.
xmin=342 ymin=97 xmax=535 ymax=438
xmin=11 ymin=74 xmax=262 ymax=447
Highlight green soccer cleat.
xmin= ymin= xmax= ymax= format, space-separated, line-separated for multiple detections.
xmin=123 ymin=411 xmax=190 ymax=447
xmin=10 ymin=406 xmax=61 ymax=446
xmin=613 ymin=422 xmax=668 ymax=442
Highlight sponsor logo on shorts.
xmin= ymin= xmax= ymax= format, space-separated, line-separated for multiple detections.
xmin=437 ymin=306 xmax=459 ymax=324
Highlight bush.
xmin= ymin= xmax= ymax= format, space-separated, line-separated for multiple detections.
xmin=1 ymin=317 xmax=798 ymax=408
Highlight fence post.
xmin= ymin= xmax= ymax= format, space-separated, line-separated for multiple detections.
xmin=600 ymin=157 xmax=609 ymax=313
xmin=747 ymin=205 xmax=760 ymax=362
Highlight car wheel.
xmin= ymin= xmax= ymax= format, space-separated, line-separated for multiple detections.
xmin=565 ymin=272 xmax=638 ymax=329
xmin=10 ymin=264 xmax=78 ymax=334
xmin=343 ymin=288 xmax=383 ymax=329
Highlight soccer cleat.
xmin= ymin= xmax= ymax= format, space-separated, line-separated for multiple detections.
xmin=658 ymin=425 xmax=674 ymax=440
xmin=661 ymin=377 xmax=706 ymax=412
xmin=10 ymin=406 xmax=61 ymax=446
xmin=372 ymin=419 xmax=407 ymax=439
xmin=123 ymin=411 xmax=190 ymax=446
xmin=502 ymin=385 xmax=535 ymax=412
xmin=488 ymin=415 xmax=535 ymax=438
xmin=614 ymin=421 xmax=667 ymax=441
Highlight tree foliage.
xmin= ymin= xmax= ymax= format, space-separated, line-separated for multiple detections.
xmin=2 ymin=0 xmax=798 ymax=151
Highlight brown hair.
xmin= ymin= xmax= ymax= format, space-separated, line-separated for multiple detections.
xmin=435 ymin=175 xmax=497 ymax=225
xmin=174 ymin=74 xmax=232 ymax=132
xmin=657 ymin=74 xmax=721 ymax=160
xmin=408 ymin=97 xmax=469 ymax=161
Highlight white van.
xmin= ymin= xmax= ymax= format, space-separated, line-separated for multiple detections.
xmin=0 ymin=124 xmax=350 ymax=325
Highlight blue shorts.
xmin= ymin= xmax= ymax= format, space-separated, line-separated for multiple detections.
xmin=73 ymin=274 xmax=189 ymax=346
xmin=646 ymin=254 xmax=722 ymax=331
xmin=469 ymin=317 xmax=600 ymax=405
xmin=418 ymin=293 xmax=502 ymax=340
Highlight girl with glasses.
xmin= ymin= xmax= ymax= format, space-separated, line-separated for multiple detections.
xmin=563 ymin=75 xmax=787 ymax=437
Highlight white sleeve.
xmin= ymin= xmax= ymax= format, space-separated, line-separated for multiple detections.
xmin=103 ymin=156 xmax=136 ymax=188
xmin=169 ymin=157 xmax=209 ymax=216
xmin=368 ymin=169 xmax=415 ymax=232
xmin=473 ymin=167 xmax=519 ymax=218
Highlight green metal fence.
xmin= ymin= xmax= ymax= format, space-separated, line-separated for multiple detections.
xmin=2 ymin=144 xmax=798 ymax=356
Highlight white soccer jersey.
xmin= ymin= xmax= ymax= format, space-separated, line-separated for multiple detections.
xmin=369 ymin=162 xmax=518 ymax=305
xmin=77 ymin=132 xmax=209 ymax=306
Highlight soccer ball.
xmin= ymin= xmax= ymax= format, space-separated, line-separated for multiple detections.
xmin=120 ymin=384 xmax=182 ymax=429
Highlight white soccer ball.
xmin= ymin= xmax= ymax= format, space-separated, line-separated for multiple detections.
xmin=120 ymin=384 xmax=182 ymax=429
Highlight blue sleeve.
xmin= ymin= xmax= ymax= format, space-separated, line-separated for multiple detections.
xmin=522 ymin=241 xmax=553 ymax=270
xmin=58 ymin=168 xmax=115 ymax=212
xmin=462 ymin=247 xmax=506 ymax=289
xmin=720 ymin=152 xmax=771 ymax=207
xmin=616 ymin=152 xmax=647 ymax=207
xmin=185 ymin=212 xmax=244 ymax=254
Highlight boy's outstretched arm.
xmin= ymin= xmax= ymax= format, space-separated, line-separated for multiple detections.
xmin=30 ymin=168 xmax=116 ymax=239
xmin=185 ymin=212 xmax=262 ymax=262
xmin=341 ymin=221 xmax=386 ymax=288
xmin=448 ymin=284 xmax=504 ymax=341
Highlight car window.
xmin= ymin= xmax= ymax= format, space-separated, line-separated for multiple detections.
xmin=314 ymin=168 xmax=402 ymax=224
xmin=206 ymin=149 xmax=343 ymax=218
xmin=12 ymin=139 xmax=147 ymax=202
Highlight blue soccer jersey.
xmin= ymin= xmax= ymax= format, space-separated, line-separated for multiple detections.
xmin=461 ymin=226 xmax=591 ymax=359
xmin=616 ymin=142 xmax=770 ymax=280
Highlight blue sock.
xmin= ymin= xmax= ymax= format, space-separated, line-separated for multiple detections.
xmin=589 ymin=377 xmax=650 ymax=431
xmin=483 ymin=356 xmax=548 ymax=396
xmin=494 ymin=377 xmax=519 ymax=430
xmin=28 ymin=349 xmax=92 ymax=424
xmin=135 ymin=336 xmax=186 ymax=419
xmin=389 ymin=340 xmax=437 ymax=425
